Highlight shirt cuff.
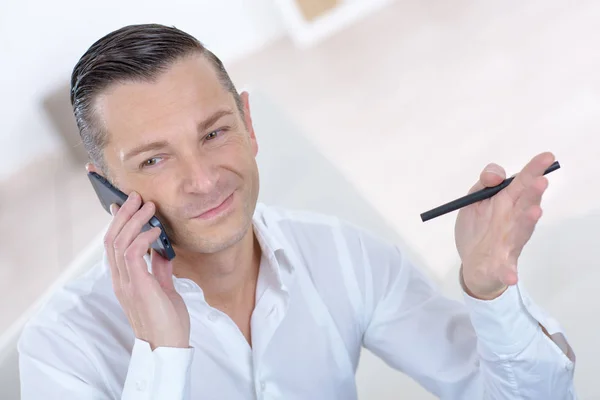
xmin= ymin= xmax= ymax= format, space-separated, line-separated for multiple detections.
xmin=122 ymin=338 xmax=194 ymax=400
xmin=462 ymin=283 xmax=539 ymax=357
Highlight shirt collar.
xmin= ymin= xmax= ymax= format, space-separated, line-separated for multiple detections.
xmin=143 ymin=203 xmax=296 ymax=294
xmin=252 ymin=203 xmax=296 ymax=292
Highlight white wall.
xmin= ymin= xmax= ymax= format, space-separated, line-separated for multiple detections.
xmin=0 ymin=0 xmax=285 ymax=180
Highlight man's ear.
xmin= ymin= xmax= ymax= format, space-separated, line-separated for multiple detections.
xmin=239 ymin=91 xmax=258 ymax=156
xmin=85 ymin=162 xmax=101 ymax=175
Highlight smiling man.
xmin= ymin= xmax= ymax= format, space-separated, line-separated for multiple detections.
xmin=18 ymin=24 xmax=576 ymax=399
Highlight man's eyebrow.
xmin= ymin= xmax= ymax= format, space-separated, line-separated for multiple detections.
xmin=198 ymin=108 xmax=235 ymax=132
xmin=121 ymin=109 xmax=236 ymax=162
xmin=122 ymin=141 xmax=170 ymax=162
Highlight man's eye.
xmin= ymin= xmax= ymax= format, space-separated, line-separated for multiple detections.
xmin=206 ymin=129 xmax=223 ymax=140
xmin=141 ymin=157 xmax=161 ymax=168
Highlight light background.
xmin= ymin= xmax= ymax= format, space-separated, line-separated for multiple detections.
xmin=1 ymin=0 xmax=598 ymax=398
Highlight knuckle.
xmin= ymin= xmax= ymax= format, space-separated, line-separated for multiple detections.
xmin=135 ymin=203 xmax=155 ymax=222
xmin=103 ymin=234 xmax=114 ymax=249
xmin=123 ymin=245 xmax=139 ymax=263
xmin=113 ymin=237 xmax=127 ymax=253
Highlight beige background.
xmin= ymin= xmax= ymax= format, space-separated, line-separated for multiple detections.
xmin=294 ymin=0 xmax=339 ymax=21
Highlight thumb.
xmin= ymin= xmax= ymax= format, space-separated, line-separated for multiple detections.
xmin=479 ymin=163 xmax=506 ymax=188
xmin=151 ymin=248 xmax=175 ymax=291
xmin=467 ymin=163 xmax=507 ymax=194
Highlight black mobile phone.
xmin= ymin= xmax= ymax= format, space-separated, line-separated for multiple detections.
xmin=87 ymin=172 xmax=176 ymax=261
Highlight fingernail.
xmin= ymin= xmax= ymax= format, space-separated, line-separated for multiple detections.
xmin=129 ymin=191 xmax=139 ymax=201
xmin=110 ymin=203 xmax=117 ymax=216
xmin=485 ymin=167 xmax=504 ymax=177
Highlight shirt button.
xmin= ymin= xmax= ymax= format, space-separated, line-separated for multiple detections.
xmin=176 ymin=280 xmax=192 ymax=291
xmin=135 ymin=380 xmax=147 ymax=391
xmin=260 ymin=381 xmax=266 ymax=391
xmin=208 ymin=312 xmax=219 ymax=322
xmin=565 ymin=362 xmax=574 ymax=371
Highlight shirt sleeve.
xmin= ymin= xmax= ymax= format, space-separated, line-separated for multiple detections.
xmin=353 ymin=228 xmax=576 ymax=399
xmin=122 ymin=338 xmax=194 ymax=399
xmin=18 ymin=321 xmax=194 ymax=400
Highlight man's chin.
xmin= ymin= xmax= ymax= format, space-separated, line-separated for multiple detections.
xmin=180 ymin=231 xmax=249 ymax=254
xmin=168 ymin=193 xmax=255 ymax=254
xmin=174 ymin=216 xmax=252 ymax=254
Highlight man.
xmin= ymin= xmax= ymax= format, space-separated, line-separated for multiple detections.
xmin=18 ymin=24 xmax=576 ymax=399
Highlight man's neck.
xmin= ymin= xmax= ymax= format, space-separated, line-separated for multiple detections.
xmin=171 ymin=227 xmax=261 ymax=310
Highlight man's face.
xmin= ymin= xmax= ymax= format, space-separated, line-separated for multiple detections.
xmin=92 ymin=54 xmax=259 ymax=254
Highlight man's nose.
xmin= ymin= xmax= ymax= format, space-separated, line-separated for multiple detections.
xmin=180 ymin=156 xmax=217 ymax=194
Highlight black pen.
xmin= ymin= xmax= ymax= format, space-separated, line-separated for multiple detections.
xmin=420 ymin=161 xmax=561 ymax=222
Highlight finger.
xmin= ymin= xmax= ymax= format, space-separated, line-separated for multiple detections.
xmin=104 ymin=204 xmax=121 ymax=286
xmin=500 ymin=204 xmax=543 ymax=289
xmin=513 ymin=204 xmax=544 ymax=246
xmin=497 ymin=256 xmax=519 ymax=287
xmin=104 ymin=192 xmax=142 ymax=285
xmin=114 ymin=201 xmax=156 ymax=253
xmin=112 ymin=192 xmax=143 ymax=229
xmin=123 ymin=227 xmax=162 ymax=282
xmin=479 ymin=163 xmax=506 ymax=188
xmin=113 ymin=202 xmax=157 ymax=284
xmin=515 ymin=176 xmax=548 ymax=213
xmin=500 ymin=266 xmax=519 ymax=286
xmin=110 ymin=203 xmax=120 ymax=217
xmin=468 ymin=163 xmax=506 ymax=194
xmin=151 ymin=249 xmax=175 ymax=291
xmin=505 ymin=152 xmax=555 ymax=201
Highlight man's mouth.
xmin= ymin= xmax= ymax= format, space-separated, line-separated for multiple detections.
xmin=191 ymin=192 xmax=235 ymax=220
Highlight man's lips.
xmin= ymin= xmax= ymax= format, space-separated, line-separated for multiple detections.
xmin=191 ymin=192 xmax=234 ymax=220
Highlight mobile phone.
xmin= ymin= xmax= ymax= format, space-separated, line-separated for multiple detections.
xmin=87 ymin=172 xmax=176 ymax=260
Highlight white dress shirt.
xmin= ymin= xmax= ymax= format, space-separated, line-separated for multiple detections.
xmin=18 ymin=203 xmax=576 ymax=399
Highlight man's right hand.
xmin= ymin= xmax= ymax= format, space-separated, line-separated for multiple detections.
xmin=104 ymin=191 xmax=190 ymax=350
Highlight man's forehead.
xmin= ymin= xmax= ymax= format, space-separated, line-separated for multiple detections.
xmin=96 ymin=55 xmax=234 ymax=133
xmin=101 ymin=55 xmax=227 ymax=105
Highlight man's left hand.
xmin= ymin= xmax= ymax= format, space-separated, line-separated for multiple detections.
xmin=455 ymin=152 xmax=555 ymax=300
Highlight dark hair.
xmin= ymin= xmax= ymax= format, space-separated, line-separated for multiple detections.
xmin=70 ymin=23 xmax=243 ymax=172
